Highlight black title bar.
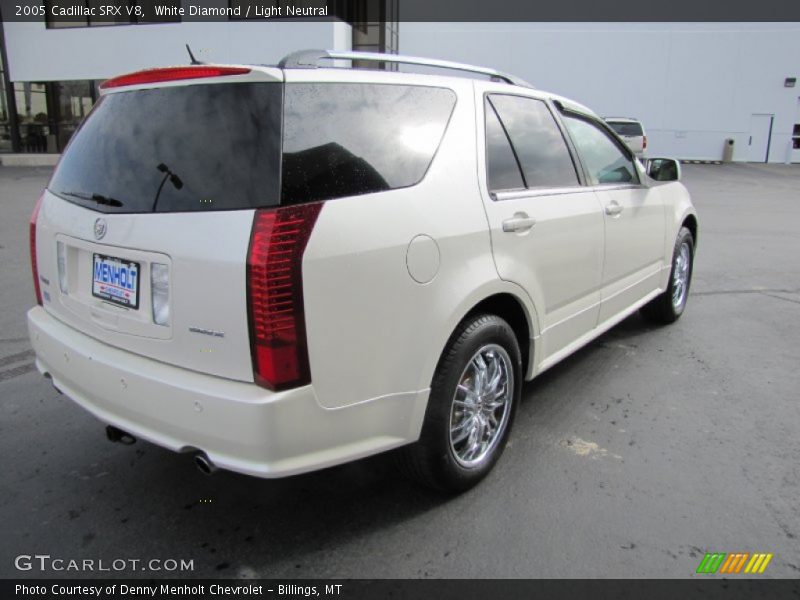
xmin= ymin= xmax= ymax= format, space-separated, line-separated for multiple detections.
xmin=1 ymin=0 xmax=799 ymax=23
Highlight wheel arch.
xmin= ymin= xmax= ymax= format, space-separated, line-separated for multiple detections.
xmin=464 ymin=293 xmax=533 ymax=379
xmin=682 ymin=213 xmax=698 ymax=251
xmin=423 ymin=287 xmax=540 ymax=393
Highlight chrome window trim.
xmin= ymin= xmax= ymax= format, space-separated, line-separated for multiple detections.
xmin=492 ymin=182 xmax=646 ymax=201
xmin=589 ymin=183 xmax=647 ymax=192
xmin=493 ymin=186 xmax=592 ymax=201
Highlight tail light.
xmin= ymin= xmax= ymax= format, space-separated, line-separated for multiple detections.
xmin=247 ymin=203 xmax=323 ymax=391
xmin=29 ymin=193 xmax=44 ymax=305
xmin=643 ymin=135 xmax=647 ymax=150
xmin=100 ymin=66 xmax=251 ymax=90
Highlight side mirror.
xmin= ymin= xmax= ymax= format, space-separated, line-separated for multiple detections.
xmin=645 ymin=158 xmax=681 ymax=182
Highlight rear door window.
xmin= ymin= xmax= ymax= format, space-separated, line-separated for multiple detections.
xmin=281 ymin=83 xmax=456 ymax=205
xmin=487 ymin=94 xmax=579 ymax=189
xmin=48 ymin=83 xmax=283 ymax=213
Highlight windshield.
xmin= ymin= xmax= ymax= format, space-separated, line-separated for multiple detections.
xmin=48 ymin=82 xmax=282 ymax=213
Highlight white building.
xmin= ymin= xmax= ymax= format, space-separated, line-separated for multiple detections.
xmin=1 ymin=14 xmax=798 ymax=162
xmin=400 ymin=22 xmax=800 ymax=163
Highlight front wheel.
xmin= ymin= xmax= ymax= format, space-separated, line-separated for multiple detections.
xmin=641 ymin=226 xmax=695 ymax=324
xmin=395 ymin=314 xmax=521 ymax=493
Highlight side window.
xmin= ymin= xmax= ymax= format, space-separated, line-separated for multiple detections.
xmin=488 ymin=94 xmax=580 ymax=189
xmin=282 ymin=83 xmax=456 ymax=205
xmin=485 ymin=99 xmax=525 ymax=191
xmin=562 ymin=115 xmax=639 ymax=186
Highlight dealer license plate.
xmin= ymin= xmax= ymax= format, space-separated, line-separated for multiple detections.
xmin=92 ymin=253 xmax=140 ymax=309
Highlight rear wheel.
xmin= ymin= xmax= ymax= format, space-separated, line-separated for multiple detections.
xmin=396 ymin=314 xmax=521 ymax=493
xmin=641 ymin=226 xmax=694 ymax=324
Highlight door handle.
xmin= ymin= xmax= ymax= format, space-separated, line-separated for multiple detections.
xmin=502 ymin=215 xmax=537 ymax=233
xmin=605 ymin=202 xmax=624 ymax=216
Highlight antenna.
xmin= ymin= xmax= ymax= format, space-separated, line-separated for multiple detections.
xmin=185 ymin=44 xmax=204 ymax=65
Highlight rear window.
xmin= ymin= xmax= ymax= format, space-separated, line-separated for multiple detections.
xmin=606 ymin=121 xmax=643 ymax=136
xmin=49 ymin=83 xmax=283 ymax=213
xmin=50 ymin=81 xmax=456 ymax=213
xmin=281 ymin=83 xmax=456 ymax=205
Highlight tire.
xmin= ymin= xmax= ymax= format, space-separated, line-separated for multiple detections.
xmin=640 ymin=226 xmax=695 ymax=324
xmin=395 ymin=314 xmax=522 ymax=493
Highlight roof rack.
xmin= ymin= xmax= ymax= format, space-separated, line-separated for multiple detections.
xmin=278 ymin=49 xmax=534 ymax=89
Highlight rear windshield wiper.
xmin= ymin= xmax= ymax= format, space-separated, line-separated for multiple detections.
xmin=61 ymin=190 xmax=124 ymax=208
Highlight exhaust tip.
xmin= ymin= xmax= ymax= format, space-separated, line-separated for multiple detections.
xmin=194 ymin=453 xmax=217 ymax=476
xmin=106 ymin=425 xmax=136 ymax=445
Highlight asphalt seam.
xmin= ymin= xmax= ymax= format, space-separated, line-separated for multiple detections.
xmin=761 ymin=293 xmax=800 ymax=307
xmin=0 ymin=362 xmax=36 ymax=383
xmin=693 ymin=288 xmax=800 ymax=296
xmin=0 ymin=349 xmax=35 ymax=368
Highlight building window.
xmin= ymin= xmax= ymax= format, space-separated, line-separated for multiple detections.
xmin=0 ymin=41 xmax=12 ymax=152
xmin=13 ymin=80 xmax=100 ymax=153
xmin=44 ymin=0 xmax=180 ymax=28
xmin=224 ymin=0 xmax=398 ymax=71
xmin=53 ymin=81 xmax=94 ymax=150
xmin=351 ymin=0 xmax=398 ymax=70
xmin=224 ymin=0 xmax=398 ymax=70
xmin=15 ymin=83 xmax=51 ymax=152
xmin=0 ymin=86 xmax=10 ymax=152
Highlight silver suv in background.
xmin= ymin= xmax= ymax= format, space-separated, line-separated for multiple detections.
xmin=605 ymin=117 xmax=647 ymax=158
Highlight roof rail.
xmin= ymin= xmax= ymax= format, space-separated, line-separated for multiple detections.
xmin=278 ymin=49 xmax=534 ymax=88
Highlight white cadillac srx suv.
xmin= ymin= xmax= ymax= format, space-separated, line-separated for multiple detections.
xmin=27 ymin=50 xmax=697 ymax=492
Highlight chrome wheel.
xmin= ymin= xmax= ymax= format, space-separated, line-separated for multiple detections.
xmin=671 ymin=242 xmax=691 ymax=310
xmin=449 ymin=344 xmax=514 ymax=468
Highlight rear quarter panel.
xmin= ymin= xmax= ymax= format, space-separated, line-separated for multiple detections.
xmin=302 ymin=79 xmax=518 ymax=409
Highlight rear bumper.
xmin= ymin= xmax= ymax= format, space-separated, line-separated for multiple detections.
xmin=27 ymin=306 xmax=428 ymax=478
